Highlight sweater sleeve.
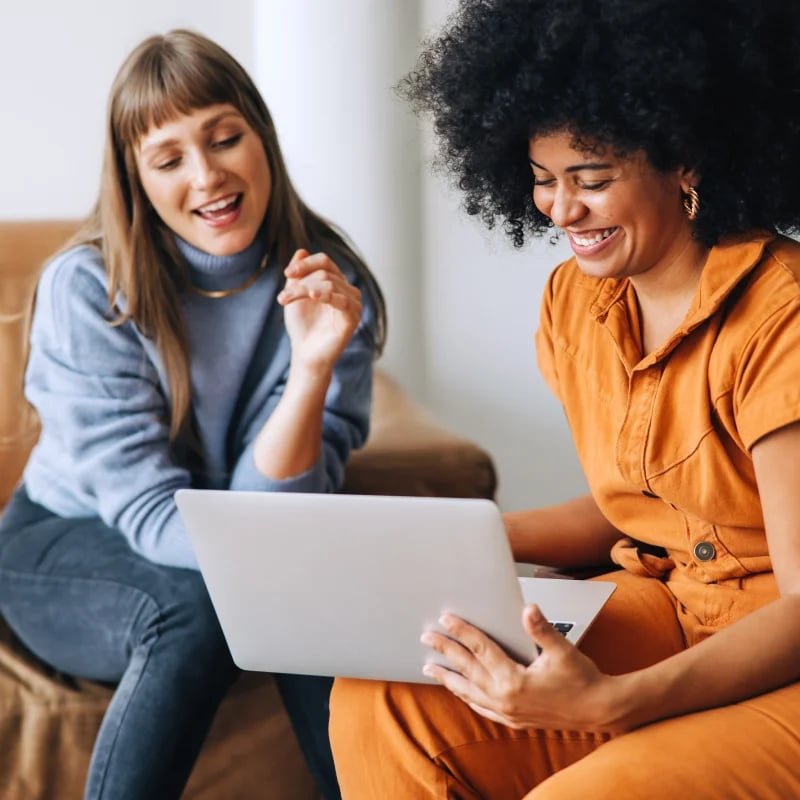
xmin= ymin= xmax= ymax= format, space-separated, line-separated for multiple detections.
xmin=23 ymin=249 xmax=198 ymax=569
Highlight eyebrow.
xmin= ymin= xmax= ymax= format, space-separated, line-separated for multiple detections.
xmin=139 ymin=111 xmax=243 ymax=156
xmin=528 ymin=158 xmax=614 ymax=172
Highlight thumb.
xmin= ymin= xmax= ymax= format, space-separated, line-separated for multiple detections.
xmin=285 ymin=248 xmax=310 ymax=276
xmin=523 ymin=604 xmax=565 ymax=654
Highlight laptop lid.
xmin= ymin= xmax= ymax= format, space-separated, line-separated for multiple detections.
xmin=175 ymin=490 xmax=613 ymax=683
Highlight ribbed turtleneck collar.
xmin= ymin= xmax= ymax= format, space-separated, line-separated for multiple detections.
xmin=174 ymin=233 xmax=270 ymax=294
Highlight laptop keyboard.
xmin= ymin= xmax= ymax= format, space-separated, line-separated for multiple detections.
xmin=532 ymin=622 xmax=574 ymax=657
xmin=551 ymin=621 xmax=574 ymax=636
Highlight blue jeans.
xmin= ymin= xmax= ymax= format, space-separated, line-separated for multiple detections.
xmin=0 ymin=488 xmax=340 ymax=800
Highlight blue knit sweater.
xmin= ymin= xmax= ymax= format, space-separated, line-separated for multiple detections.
xmin=23 ymin=235 xmax=376 ymax=569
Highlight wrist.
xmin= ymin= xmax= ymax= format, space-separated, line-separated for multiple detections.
xmin=595 ymin=669 xmax=668 ymax=733
xmin=287 ymin=360 xmax=334 ymax=390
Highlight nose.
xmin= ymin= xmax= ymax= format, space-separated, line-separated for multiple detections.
xmin=190 ymin=151 xmax=225 ymax=191
xmin=539 ymin=183 xmax=587 ymax=229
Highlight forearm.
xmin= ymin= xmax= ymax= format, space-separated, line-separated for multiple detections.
xmin=604 ymin=593 xmax=800 ymax=731
xmin=252 ymin=364 xmax=331 ymax=479
xmin=504 ymin=493 xmax=622 ymax=568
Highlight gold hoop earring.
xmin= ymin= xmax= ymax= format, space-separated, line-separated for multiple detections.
xmin=683 ymin=186 xmax=700 ymax=221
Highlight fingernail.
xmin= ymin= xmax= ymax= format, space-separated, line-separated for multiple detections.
xmin=422 ymin=664 xmax=434 ymax=677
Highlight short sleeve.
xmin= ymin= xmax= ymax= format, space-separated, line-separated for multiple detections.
xmin=735 ymin=296 xmax=800 ymax=450
xmin=535 ymin=267 xmax=562 ymax=402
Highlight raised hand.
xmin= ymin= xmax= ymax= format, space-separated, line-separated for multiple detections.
xmin=421 ymin=604 xmax=628 ymax=733
xmin=277 ymin=249 xmax=363 ymax=373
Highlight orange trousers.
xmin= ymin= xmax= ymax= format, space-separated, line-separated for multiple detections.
xmin=330 ymin=570 xmax=800 ymax=798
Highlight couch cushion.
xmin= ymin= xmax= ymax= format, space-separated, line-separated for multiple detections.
xmin=0 ymin=221 xmax=81 ymax=508
xmin=344 ymin=371 xmax=497 ymax=499
xmin=0 ymin=617 xmax=318 ymax=800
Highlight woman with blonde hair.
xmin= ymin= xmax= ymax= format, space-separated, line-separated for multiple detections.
xmin=0 ymin=29 xmax=384 ymax=800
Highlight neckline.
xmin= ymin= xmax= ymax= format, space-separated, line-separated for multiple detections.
xmin=190 ymin=250 xmax=270 ymax=299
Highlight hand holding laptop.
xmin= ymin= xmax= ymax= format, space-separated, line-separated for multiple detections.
xmin=420 ymin=602 xmax=612 ymax=729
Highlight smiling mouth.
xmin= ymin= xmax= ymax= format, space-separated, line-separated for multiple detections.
xmin=569 ymin=227 xmax=617 ymax=247
xmin=194 ymin=193 xmax=242 ymax=220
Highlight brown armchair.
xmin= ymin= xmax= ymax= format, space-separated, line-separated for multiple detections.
xmin=0 ymin=220 xmax=497 ymax=799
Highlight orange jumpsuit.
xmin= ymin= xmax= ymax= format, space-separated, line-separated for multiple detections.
xmin=330 ymin=232 xmax=800 ymax=798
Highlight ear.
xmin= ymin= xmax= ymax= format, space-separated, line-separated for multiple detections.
xmin=679 ymin=166 xmax=701 ymax=193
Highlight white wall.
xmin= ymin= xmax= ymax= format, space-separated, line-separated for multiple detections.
xmin=1 ymin=0 xmax=253 ymax=219
xmin=4 ymin=0 xmax=586 ymax=511
xmin=418 ymin=2 xmax=584 ymax=513
xmin=253 ymin=0 xmax=587 ymax=510
xmin=254 ymin=0 xmax=425 ymax=397
xmin=420 ymin=159 xmax=587 ymax=511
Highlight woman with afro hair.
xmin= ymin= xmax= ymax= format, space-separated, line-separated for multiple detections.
xmin=329 ymin=1 xmax=800 ymax=797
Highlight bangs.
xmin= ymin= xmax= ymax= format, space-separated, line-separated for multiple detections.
xmin=113 ymin=43 xmax=246 ymax=144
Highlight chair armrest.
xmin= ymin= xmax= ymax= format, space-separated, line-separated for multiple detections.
xmin=342 ymin=370 xmax=497 ymax=499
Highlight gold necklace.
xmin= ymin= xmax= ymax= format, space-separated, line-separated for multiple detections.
xmin=190 ymin=251 xmax=270 ymax=299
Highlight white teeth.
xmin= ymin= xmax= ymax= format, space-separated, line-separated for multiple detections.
xmin=197 ymin=195 xmax=236 ymax=213
xmin=572 ymin=228 xmax=615 ymax=247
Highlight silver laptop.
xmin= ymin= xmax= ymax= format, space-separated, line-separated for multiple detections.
xmin=175 ymin=490 xmax=615 ymax=683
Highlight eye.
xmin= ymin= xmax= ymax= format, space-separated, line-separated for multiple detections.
xmin=578 ymin=180 xmax=611 ymax=191
xmin=213 ymin=133 xmax=243 ymax=149
xmin=156 ymin=157 xmax=181 ymax=171
xmin=532 ymin=177 xmax=555 ymax=187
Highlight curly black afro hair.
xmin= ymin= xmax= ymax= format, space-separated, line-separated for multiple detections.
xmin=400 ymin=0 xmax=800 ymax=247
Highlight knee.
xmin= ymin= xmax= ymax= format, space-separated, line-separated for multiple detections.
xmin=330 ymin=677 xmax=452 ymax=753
xmin=330 ymin=677 xmax=412 ymax=756
xmin=529 ymin=734 xmax=663 ymax=800
xmin=330 ymin=677 xmax=378 ymax=743
xmin=139 ymin=569 xmax=234 ymax=671
xmin=330 ymin=678 xmax=407 ymax=787
xmin=152 ymin=569 xmax=217 ymax=628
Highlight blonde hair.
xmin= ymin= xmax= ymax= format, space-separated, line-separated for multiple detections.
xmin=70 ymin=29 xmax=385 ymax=442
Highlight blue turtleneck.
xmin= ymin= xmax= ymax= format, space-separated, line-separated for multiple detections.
xmin=23 ymin=238 xmax=376 ymax=568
